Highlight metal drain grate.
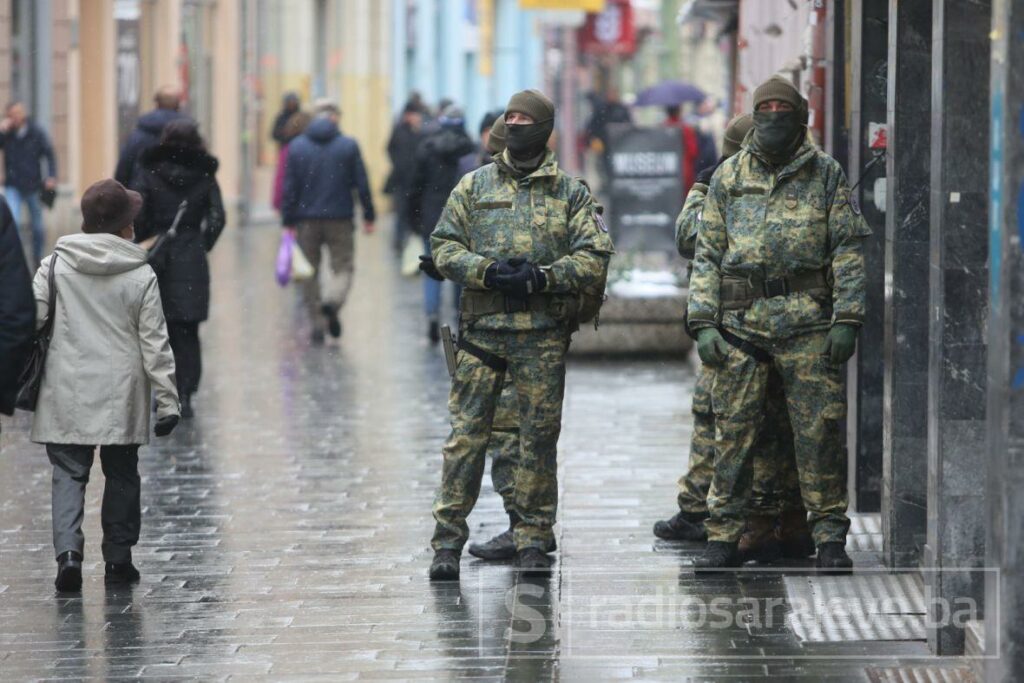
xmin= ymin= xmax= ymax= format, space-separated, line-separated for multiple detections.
xmin=783 ymin=572 xmax=927 ymax=642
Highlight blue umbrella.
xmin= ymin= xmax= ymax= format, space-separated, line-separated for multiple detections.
xmin=634 ymin=81 xmax=707 ymax=107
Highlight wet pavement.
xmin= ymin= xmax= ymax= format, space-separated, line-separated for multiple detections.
xmin=0 ymin=222 xmax=975 ymax=680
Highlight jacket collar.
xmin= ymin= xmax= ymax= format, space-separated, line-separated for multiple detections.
xmin=496 ymin=149 xmax=559 ymax=180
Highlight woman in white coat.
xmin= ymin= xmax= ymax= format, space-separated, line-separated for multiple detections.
xmin=32 ymin=179 xmax=180 ymax=592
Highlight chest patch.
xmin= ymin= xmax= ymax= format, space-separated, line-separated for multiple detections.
xmin=477 ymin=201 xmax=512 ymax=210
xmin=785 ymin=192 xmax=798 ymax=210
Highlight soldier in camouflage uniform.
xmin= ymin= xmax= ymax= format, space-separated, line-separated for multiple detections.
xmin=687 ymin=76 xmax=870 ymax=570
xmin=428 ymin=89 xmax=614 ymax=580
xmin=655 ymin=114 xmax=812 ymax=563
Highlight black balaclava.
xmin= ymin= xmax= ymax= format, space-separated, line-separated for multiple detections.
xmin=751 ymin=76 xmax=807 ymax=166
xmin=504 ymin=89 xmax=555 ymax=173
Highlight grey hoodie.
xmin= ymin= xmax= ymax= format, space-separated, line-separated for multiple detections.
xmin=30 ymin=233 xmax=179 ymax=445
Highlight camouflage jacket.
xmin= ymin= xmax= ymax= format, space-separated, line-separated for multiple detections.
xmin=687 ymin=135 xmax=871 ymax=340
xmin=675 ymin=182 xmax=709 ymax=287
xmin=431 ymin=150 xmax=614 ymax=331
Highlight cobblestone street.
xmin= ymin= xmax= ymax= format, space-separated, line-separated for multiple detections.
xmin=0 ymin=223 xmax=975 ymax=680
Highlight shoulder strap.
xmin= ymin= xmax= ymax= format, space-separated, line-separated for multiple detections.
xmin=41 ymin=256 xmax=58 ymax=340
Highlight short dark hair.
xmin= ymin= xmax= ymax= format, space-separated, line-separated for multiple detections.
xmin=161 ymin=119 xmax=205 ymax=150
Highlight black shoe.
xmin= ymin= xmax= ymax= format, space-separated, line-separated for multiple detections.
xmin=815 ymin=542 xmax=853 ymax=573
xmin=104 ymin=561 xmax=141 ymax=585
xmin=180 ymin=394 xmax=194 ymax=420
xmin=653 ymin=510 xmax=709 ymax=541
xmin=54 ymin=551 xmax=83 ymax=592
xmin=428 ymin=320 xmax=440 ymax=344
xmin=468 ymin=529 xmax=515 ymax=560
xmin=310 ymin=329 xmax=325 ymax=346
xmin=322 ymin=305 xmax=342 ymax=338
xmin=515 ymin=547 xmax=553 ymax=577
xmin=693 ymin=541 xmax=741 ymax=572
xmin=429 ymin=550 xmax=461 ymax=581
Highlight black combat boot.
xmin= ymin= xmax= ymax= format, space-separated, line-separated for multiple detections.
xmin=54 ymin=551 xmax=83 ymax=592
xmin=515 ymin=547 xmax=553 ymax=577
xmin=777 ymin=509 xmax=816 ymax=559
xmin=693 ymin=541 xmax=741 ymax=572
xmin=429 ymin=549 xmax=461 ymax=581
xmin=180 ymin=394 xmax=194 ymax=419
xmin=736 ymin=515 xmax=782 ymax=564
xmin=468 ymin=530 xmax=515 ymax=560
xmin=653 ymin=510 xmax=708 ymax=541
xmin=105 ymin=561 xmax=141 ymax=585
xmin=815 ymin=542 xmax=853 ymax=573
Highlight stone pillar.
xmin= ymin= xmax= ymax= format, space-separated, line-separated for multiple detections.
xmin=881 ymin=0 xmax=931 ymax=569
xmin=924 ymin=0 xmax=991 ymax=655
xmin=847 ymin=0 xmax=887 ymax=512
xmin=985 ymin=1 xmax=1024 ymax=677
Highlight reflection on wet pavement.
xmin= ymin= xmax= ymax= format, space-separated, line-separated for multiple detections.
xmin=0 ymin=223 xmax=974 ymax=680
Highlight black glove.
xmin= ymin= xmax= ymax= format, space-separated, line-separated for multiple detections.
xmin=493 ymin=258 xmax=547 ymax=299
xmin=154 ymin=415 xmax=179 ymax=437
xmin=483 ymin=259 xmax=521 ymax=289
xmin=418 ymin=255 xmax=444 ymax=281
xmin=694 ymin=160 xmax=722 ymax=186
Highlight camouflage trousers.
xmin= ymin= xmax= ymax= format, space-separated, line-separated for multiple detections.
xmin=676 ymin=365 xmax=802 ymax=516
xmin=488 ymin=380 xmax=521 ymax=517
xmin=431 ymin=328 xmax=568 ymax=552
xmin=706 ymin=329 xmax=850 ymax=545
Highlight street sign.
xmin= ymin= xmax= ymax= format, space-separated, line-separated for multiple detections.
xmin=520 ymin=0 xmax=605 ymax=10
xmin=606 ymin=125 xmax=684 ymax=253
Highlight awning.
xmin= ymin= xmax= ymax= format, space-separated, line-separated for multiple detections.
xmin=676 ymin=0 xmax=738 ymax=24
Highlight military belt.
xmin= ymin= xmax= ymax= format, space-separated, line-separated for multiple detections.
xmin=460 ymin=289 xmax=573 ymax=317
xmin=720 ymin=270 xmax=829 ymax=310
xmin=719 ymin=328 xmax=773 ymax=364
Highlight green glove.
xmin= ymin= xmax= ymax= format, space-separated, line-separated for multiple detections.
xmin=821 ymin=324 xmax=858 ymax=365
xmin=696 ymin=328 xmax=730 ymax=366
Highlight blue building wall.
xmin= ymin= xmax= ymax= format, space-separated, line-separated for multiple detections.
xmin=391 ymin=0 xmax=544 ymax=143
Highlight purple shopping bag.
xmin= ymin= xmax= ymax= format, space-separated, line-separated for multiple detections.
xmin=276 ymin=230 xmax=295 ymax=287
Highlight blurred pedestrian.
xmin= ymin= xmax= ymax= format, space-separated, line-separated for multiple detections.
xmin=0 ymin=101 xmax=58 ymax=264
xmin=428 ymin=90 xmax=614 ymax=580
xmin=410 ymin=104 xmax=475 ymax=343
xmin=583 ymin=89 xmax=632 ymax=186
xmin=132 ymin=119 xmax=225 ymax=420
xmin=281 ymin=99 xmax=375 ymax=345
xmin=385 ymin=100 xmax=425 ymax=252
xmin=270 ymin=92 xmax=302 ymax=148
xmin=688 ymin=75 xmax=870 ymax=571
xmin=664 ymin=105 xmax=718 ymax=195
xmin=272 ymin=110 xmax=312 ymax=216
xmin=32 ymin=179 xmax=179 ymax=592
xmin=0 ymin=195 xmax=35 ymax=425
xmin=457 ymin=109 xmax=503 ymax=176
xmin=114 ymin=86 xmax=187 ymax=186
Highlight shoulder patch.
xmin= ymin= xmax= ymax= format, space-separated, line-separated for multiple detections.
xmin=593 ymin=207 xmax=608 ymax=233
xmin=849 ymin=194 xmax=862 ymax=215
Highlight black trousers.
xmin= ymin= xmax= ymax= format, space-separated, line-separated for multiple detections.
xmin=46 ymin=444 xmax=141 ymax=563
xmin=167 ymin=322 xmax=201 ymax=396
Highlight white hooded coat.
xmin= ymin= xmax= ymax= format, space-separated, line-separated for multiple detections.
xmin=30 ymin=233 xmax=179 ymax=445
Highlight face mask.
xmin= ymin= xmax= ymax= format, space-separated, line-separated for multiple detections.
xmin=505 ymin=120 xmax=554 ymax=161
xmin=753 ymin=110 xmax=803 ymax=158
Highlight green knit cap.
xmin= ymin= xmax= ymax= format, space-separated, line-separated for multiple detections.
xmin=487 ymin=117 xmax=508 ymax=154
xmin=752 ymin=75 xmax=803 ymax=111
xmin=722 ymin=113 xmax=754 ymax=157
xmin=505 ymin=89 xmax=555 ymax=123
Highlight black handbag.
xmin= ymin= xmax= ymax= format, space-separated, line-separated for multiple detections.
xmin=15 ymin=259 xmax=57 ymax=412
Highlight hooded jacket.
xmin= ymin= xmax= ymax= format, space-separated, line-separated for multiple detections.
xmin=410 ymin=126 xmax=476 ymax=236
xmin=133 ymin=143 xmax=225 ymax=322
xmin=31 ymin=234 xmax=179 ymax=445
xmin=114 ymin=108 xmax=188 ymax=185
xmin=281 ymin=117 xmax=375 ymax=225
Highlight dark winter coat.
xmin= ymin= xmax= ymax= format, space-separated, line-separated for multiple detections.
xmin=0 ymin=197 xmax=35 ymax=414
xmin=0 ymin=121 xmax=57 ymax=194
xmin=410 ymin=126 xmax=476 ymax=236
xmin=386 ymin=121 xmax=422 ymax=193
xmin=281 ymin=117 xmax=375 ymax=225
xmin=114 ymin=108 xmax=188 ymax=185
xmin=132 ymin=144 xmax=225 ymax=323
